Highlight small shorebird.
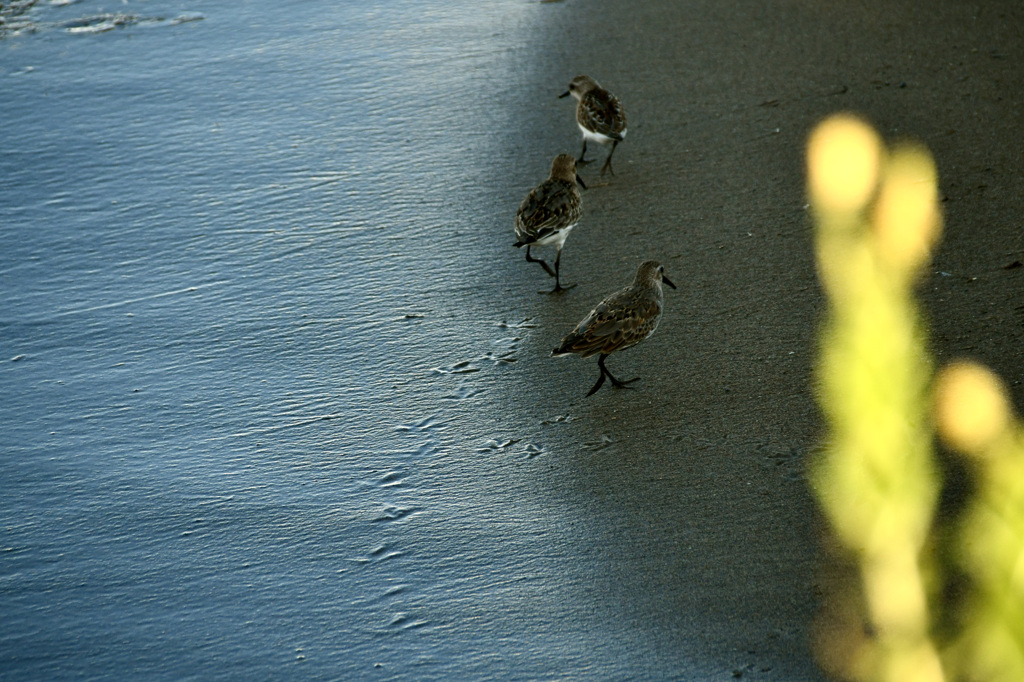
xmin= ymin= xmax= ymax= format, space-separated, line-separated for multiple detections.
xmin=514 ymin=154 xmax=586 ymax=294
xmin=552 ymin=260 xmax=676 ymax=396
xmin=559 ymin=75 xmax=627 ymax=176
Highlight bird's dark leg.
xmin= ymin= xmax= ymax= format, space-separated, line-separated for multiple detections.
xmin=599 ymin=353 xmax=639 ymax=388
xmin=600 ymin=140 xmax=620 ymax=176
xmin=577 ymin=139 xmax=593 ymax=166
xmin=543 ymin=247 xmax=577 ymax=294
xmin=586 ymin=356 xmax=609 ymax=397
xmin=525 ymin=245 xmax=556 ymax=278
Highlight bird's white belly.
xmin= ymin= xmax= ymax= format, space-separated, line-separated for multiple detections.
xmin=534 ymin=223 xmax=576 ymax=249
xmin=579 ymin=124 xmax=626 ymax=144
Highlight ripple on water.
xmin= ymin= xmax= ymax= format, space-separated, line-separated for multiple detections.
xmin=1 ymin=6 xmax=205 ymax=37
xmin=523 ymin=443 xmax=545 ymax=458
xmin=431 ymin=360 xmax=481 ymax=375
xmin=378 ymin=471 xmax=405 ymax=487
xmin=394 ymin=416 xmax=449 ymax=433
xmin=349 ymin=544 xmax=404 ymax=565
xmin=385 ymin=612 xmax=428 ymax=632
xmin=371 ymin=505 xmax=418 ymax=524
xmin=476 ymin=438 xmax=520 ymax=453
xmin=440 ymin=383 xmax=485 ymax=402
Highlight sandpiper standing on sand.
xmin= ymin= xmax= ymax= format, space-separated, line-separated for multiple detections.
xmin=552 ymin=260 xmax=676 ymax=396
xmin=559 ymin=75 xmax=627 ymax=176
xmin=514 ymin=154 xmax=586 ymax=294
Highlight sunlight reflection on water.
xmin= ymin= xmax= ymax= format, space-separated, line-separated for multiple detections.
xmin=0 ymin=1 xmax=586 ymax=678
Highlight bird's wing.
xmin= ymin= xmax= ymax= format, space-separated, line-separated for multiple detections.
xmin=557 ymin=293 xmax=656 ymax=358
xmin=579 ymin=90 xmax=627 ymax=139
xmin=515 ymin=181 xmax=581 ymax=243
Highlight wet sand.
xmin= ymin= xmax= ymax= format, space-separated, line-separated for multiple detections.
xmin=516 ymin=0 xmax=1024 ymax=676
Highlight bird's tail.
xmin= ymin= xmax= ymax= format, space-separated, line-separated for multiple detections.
xmin=551 ymin=335 xmax=579 ymax=357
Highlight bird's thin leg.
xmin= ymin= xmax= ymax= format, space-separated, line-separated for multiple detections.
xmin=577 ymin=139 xmax=593 ymax=166
xmin=544 ymin=247 xmax=577 ymax=294
xmin=525 ymin=245 xmax=556 ymax=278
xmin=599 ymin=353 xmax=639 ymax=388
xmin=586 ymin=357 xmax=609 ymax=397
xmin=600 ymin=140 xmax=620 ymax=176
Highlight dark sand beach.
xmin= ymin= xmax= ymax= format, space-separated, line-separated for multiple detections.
xmin=521 ymin=0 xmax=1024 ymax=676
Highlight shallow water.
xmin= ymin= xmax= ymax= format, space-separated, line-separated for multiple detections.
xmin=1 ymin=1 xmax=824 ymax=679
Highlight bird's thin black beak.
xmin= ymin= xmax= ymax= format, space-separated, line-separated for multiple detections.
xmin=558 ymin=90 xmax=571 ymax=99
xmin=576 ymin=174 xmax=587 ymax=190
xmin=662 ymin=274 xmax=677 ymax=289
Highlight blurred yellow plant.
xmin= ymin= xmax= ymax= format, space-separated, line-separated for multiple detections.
xmin=934 ymin=363 xmax=1024 ymax=682
xmin=808 ymin=113 xmax=1024 ymax=682
xmin=809 ymin=113 xmax=944 ymax=682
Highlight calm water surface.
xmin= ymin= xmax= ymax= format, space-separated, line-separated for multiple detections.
xmin=0 ymin=1 xmax=629 ymax=678
xmin=1 ymin=1 xmax=823 ymax=679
